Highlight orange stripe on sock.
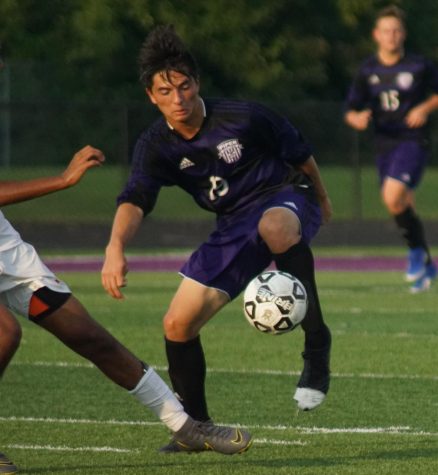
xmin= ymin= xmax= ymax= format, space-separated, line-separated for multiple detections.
xmin=29 ymin=294 xmax=50 ymax=318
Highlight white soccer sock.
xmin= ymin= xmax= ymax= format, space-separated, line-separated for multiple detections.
xmin=129 ymin=367 xmax=188 ymax=432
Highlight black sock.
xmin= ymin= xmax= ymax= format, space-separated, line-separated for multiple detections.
xmin=165 ymin=335 xmax=210 ymax=421
xmin=274 ymin=240 xmax=330 ymax=350
xmin=394 ymin=207 xmax=431 ymax=263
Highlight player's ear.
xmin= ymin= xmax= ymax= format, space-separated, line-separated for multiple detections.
xmin=401 ymin=27 xmax=407 ymax=41
xmin=146 ymin=88 xmax=157 ymax=105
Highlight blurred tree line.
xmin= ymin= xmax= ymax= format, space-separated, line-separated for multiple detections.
xmin=2 ymin=0 xmax=438 ymax=107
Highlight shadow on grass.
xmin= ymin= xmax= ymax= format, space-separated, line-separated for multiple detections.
xmin=14 ymin=446 xmax=438 ymax=474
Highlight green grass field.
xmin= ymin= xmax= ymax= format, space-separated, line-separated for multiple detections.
xmin=2 ymin=165 xmax=438 ymax=223
xmin=1 ymin=269 xmax=437 ymax=474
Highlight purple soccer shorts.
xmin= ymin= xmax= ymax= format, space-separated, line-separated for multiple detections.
xmin=180 ymin=186 xmax=322 ymax=300
xmin=376 ymin=140 xmax=429 ymax=189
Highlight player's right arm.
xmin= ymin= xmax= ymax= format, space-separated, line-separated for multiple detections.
xmin=101 ymin=202 xmax=144 ymax=299
xmin=344 ymin=63 xmax=372 ymax=131
xmin=102 ymin=127 xmax=167 ymax=299
xmin=344 ymin=109 xmax=372 ymax=131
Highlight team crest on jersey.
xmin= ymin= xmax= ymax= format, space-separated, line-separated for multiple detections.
xmin=217 ymin=139 xmax=243 ymax=164
xmin=368 ymin=74 xmax=380 ymax=85
xmin=396 ymin=72 xmax=414 ymax=90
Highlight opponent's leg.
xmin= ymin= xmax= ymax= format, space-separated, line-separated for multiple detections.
xmin=0 ymin=305 xmax=20 ymax=474
xmin=37 ymin=290 xmax=251 ymax=454
xmin=0 ymin=304 xmax=21 ymax=377
xmin=259 ymin=207 xmax=331 ymax=410
xmin=37 ymin=294 xmax=187 ymax=431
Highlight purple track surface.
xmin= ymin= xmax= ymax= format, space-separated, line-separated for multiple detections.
xmin=43 ymin=255 xmax=410 ymax=273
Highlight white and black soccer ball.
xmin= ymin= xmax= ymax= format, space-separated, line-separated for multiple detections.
xmin=243 ymin=270 xmax=308 ymax=335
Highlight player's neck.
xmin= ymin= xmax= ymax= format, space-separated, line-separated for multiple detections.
xmin=377 ymin=48 xmax=404 ymax=66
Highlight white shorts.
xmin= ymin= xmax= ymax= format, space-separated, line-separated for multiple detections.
xmin=0 ymin=241 xmax=70 ymax=318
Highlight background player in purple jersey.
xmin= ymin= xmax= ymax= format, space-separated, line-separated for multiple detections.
xmin=102 ymin=25 xmax=333 ymax=452
xmin=0 ymin=146 xmax=252 ymax=472
xmin=344 ymin=5 xmax=438 ymax=293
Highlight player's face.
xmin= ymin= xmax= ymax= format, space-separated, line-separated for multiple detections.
xmin=373 ymin=16 xmax=406 ymax=55
xmin=147 ymin=70 xmax=200 ymax=126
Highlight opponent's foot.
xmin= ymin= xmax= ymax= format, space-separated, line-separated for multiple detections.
xmin=293 ymin=334 xmax=331 ymax=411
xmin=159 ymin=417 xmax=252 ymax=455
xmin=406 ymin=247 xmax=426 ymax=282
xmin=410 ymin=261 xmax=437 ymax=294
xmin=0 ymin=453 xmax=18 ymax=474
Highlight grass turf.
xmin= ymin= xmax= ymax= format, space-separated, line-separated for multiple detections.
xmin=1 ymin=270 xmax=437 ymax=474
xmin=2 ymin=165 xmax=438 ymax=223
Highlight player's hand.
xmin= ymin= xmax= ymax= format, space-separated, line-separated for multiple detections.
xmin=101 ymin=246 xmax=128 ymax=299
xmin=62 ymin=145 xmax=105 ymax=187
xmin=345 ymin=109 xmax=372 ymax=131
xmin=405 ymin=106 xmax=428 ymax=128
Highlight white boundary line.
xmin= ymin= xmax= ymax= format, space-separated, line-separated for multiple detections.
xmin=1 ymin=416 xmax=437 ymax=438
xmin=4 ymin=440 xmax=306 ymax=451
xmin=4 ymin=443 xmax=134 ymax=453
xmin=253 ymin=438 xmax=307 ymax=446
xmin=10 ymin=360 xmax=438 ymax=381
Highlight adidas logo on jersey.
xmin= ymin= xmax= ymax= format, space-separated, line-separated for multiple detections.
xmin=179 ymin=157 xmax=195 ymax=170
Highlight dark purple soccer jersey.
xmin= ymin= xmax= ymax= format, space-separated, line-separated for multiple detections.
xmin=118 ymin=98 xmax=314 ymax=217
xmin=345 ymin=53 xmax=438 ymax=142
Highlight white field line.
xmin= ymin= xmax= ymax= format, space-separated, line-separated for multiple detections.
xmin=325 ymin=306 xmax=437 ymax=315
xmin=11 ymin=360 xmax=438 ymax=381
xmin=254 ymin=438 xmax=308 ymax=446
xmin=1 ymin=416 xmax=437 ymax=438
xmin=5 ymin=440 xmax=307 ymax=450
xmin=4 ymin=443 xmax=134 ymax=453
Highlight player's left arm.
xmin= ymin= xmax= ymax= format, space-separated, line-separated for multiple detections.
xmin=0 ymin=145 xmax=104 ymax=206
xmin=296 ymin=155 xmax=332 ymax=225
xmin=405 ymin=94 xmax=438 ymax=129
xmin=405 ymin=58 xmax=438 ymax=128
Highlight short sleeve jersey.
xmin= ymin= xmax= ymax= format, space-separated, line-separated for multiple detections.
xmin=118 ymin=98 xmax=313 ymax=217
xmin=0 ymin=211 xmax=23 ymax=252
xmin=345 ymin=53 xmax=438 ymax=142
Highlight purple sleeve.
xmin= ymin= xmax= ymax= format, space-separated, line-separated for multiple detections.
xmin=116 ymin=134 xmax=168 ymax=216
xmin=345 ymin=67 xmax=370 ymax=111
xmin=424 ymin=58 xmax=438 ymax=93
xmin=251 ymin=103 xmax=312 ymax=165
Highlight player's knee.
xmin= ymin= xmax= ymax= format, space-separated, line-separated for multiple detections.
xmin=383 ymin=195 xmax=405 ymax=215
xmin=382 ymin=184 xmax=410 ymax=215
xmin=258 ymin=215 xmax=300 ymax=253
xmin=163 ymin=311 xmax=197 ymax=341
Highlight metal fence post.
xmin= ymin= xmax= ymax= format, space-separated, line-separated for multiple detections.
xmin=351 ymin=130 xmax=362 ymax=221
xmin=0 ymin=62 xmax=11 ymax=167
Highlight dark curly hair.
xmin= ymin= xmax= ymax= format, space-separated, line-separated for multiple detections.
xmin=138 ymin=25 xmax=199 ymax=89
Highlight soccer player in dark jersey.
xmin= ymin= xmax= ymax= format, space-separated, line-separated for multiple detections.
xmin=345 ymin=5 xmax=438 ymax=292
xmin=102 ymin=25 xmax=333 ymax=452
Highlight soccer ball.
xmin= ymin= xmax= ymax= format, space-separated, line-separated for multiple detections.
xmin=243 ymin=270 xmax=307 ymax=335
